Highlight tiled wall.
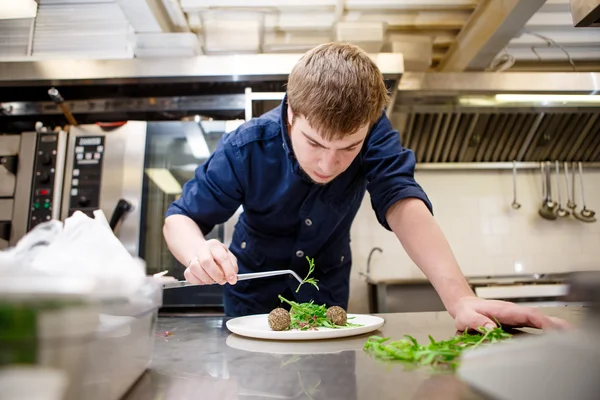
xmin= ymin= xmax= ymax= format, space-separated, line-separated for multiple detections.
xmin=348 ymin=167 xmax=600 ymax=313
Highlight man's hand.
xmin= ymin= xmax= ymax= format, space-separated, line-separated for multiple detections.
xmin=451 ymin=296 xmax=572 ymax=332
xmin=184 ymin=239 xmax=238 ymax=286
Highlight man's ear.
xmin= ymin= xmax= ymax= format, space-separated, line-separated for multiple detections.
xmin=287 ymin=104 xmax=294 ymax=126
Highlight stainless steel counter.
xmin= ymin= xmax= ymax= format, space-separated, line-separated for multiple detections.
xmin=122 ymin=307 xmax=586 ymax=400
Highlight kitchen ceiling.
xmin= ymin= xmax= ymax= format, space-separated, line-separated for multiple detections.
xmin=0 ymin=0 xmax=598 ymax=71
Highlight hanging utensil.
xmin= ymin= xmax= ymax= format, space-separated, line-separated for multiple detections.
xmin=574 ymin=162 xmax=596 ymax=223
xmin=564 ymin=162 xmax=576 ymax=210
xmin=511 ymin=160 xmax=521 ymax=210
xmin=569 ymin=161 xmax=577 ymax=211
xmin=48 ymin=87 xmax=78 ymax=126
xmin=539 ymin=161 xmax=557 ymax=220
xmin=162 ymin=269 xmax=304 ymax=289
xmin=554 ymin=161 xmax=569 ymax=217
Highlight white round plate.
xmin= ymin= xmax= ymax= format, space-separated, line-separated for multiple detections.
xmin=225 ymin=313 xmax=385 ymax=341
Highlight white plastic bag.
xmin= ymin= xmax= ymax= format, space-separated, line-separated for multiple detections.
xmin=0 ymin=210 xmax=146 ymax=299
xmin=0 ymin=219 xmax=63 ymax=270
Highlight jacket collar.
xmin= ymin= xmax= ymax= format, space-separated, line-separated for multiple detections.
xmin=279 ymin=94 xmax=313 ymax=182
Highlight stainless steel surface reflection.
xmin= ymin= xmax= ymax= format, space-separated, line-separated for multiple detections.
xmin=123 ymin=308 xmax=584 ymax=400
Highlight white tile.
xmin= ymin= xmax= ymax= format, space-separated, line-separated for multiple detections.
xmin=491 ymin=216 xmax=510 ymax=235
xmin=479 ymin=196 xmax=504 ymax=215
xmin=460 ymin=196 xmax=480 ymax=215
xmin=480 ymin=218 xmax=493 ymax=235
xmin=482 ymin=235 xmax=503 ymax=256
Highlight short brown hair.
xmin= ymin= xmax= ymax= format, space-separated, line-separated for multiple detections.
xmin=286 ymin=42 xmax=390 ymax=140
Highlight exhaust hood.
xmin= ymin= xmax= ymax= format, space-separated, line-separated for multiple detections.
xmin=391 ymin=72 xmax=600 ymax=164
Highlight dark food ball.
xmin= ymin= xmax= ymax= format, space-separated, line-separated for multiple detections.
xmin=326 ymin=306 xmax=347 ymax=326
xmin=268 ymin=307 xmax=291 ymax=331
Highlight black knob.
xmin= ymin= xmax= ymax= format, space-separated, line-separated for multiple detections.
xmin=41 ymin=154 xmax=53 ymax=166
xmin=39 ymin=172 xmax=50 ymax=184
xmin=78 ymin=196 xmax=90 ymax=207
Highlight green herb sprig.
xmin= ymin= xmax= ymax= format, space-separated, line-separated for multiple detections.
xmin=295 ymin=256 xmax=319 ymax=293
xmin=278 ymin=295 xmax=361 ymax=330
xmin=363 ymin=326 xmax=512 ymax=371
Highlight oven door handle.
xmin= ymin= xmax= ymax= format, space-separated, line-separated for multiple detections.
xmin=0 ymin=155 xmax=18 ymax=175
xmin=109 ymin=199 xmax=133 ymax=233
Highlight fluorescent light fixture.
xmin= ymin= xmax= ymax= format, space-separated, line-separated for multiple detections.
xmin=495 ymin=94 xmax=600 ymax=103
xmin=182 ymin=123 xmax=210 ymax=159
xmin=145 ymin=168 xmax=182 ymax=195
xmin=0 ymin=0 xmax=37 ymax=19
xmin=458 ymin=97 xmax=499 ymax=106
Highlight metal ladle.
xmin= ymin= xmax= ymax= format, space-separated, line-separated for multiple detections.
xmin=574 ymin=161 xmax=596 ymax=223
xmin=564 ymin=162 xmax=576 ymax=211
xmin=511 ymin=160 xmax=521 ymax=209
xmin=554 ymin=160 xmax=569 ymax=217
xmin=569 ymin=161 xmax=578 ymax=211
xmin=538 ymin=161 xmax=557 ymax=220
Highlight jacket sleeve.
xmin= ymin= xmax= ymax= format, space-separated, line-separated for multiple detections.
xmin=363 ymin=111 xmax=433 ymax=231
xmin=165 ymin=136 xmax=244 ymax=235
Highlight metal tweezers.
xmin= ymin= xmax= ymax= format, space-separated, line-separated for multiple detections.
xmin=162 ymin=269 xmax=303 ymax=289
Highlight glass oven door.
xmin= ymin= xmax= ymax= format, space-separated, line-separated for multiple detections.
xmin=141 ymin=120 xmax=243 ymax=311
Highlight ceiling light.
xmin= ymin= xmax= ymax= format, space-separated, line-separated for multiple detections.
xmin=495 ymin=94 xmax=600 ymax=103
xmin=0 ymin=0 xmax=37 ymax=19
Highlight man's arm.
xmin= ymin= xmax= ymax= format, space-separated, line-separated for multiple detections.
xmin=386 ymin=197 xmax=474 ymax=317
xmin=163 ymin=136 xmax=245 ymax=285
xmin=163 ymin=214 xmax=208 ymax=268
xmin=386 ymin=197 xmax=571 ymax=331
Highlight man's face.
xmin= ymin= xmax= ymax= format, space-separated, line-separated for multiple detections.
xmin=287 ymin=105 xmax=369 ymax=184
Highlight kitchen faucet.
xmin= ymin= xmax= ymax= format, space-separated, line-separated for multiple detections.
xmin=361 ymin=247 xmax=383 ymax=279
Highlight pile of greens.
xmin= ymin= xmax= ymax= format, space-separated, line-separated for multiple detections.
xmin=278 ymin=295 xmax=360 ymax=330
xmin=275 ymin=256 xmax=361 ymax=330
xmin=363 ymin=325 xmax=512 ymax=371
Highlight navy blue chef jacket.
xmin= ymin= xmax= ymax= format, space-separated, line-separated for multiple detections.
xmin=166 ymin=96 xmax=433 ymax=317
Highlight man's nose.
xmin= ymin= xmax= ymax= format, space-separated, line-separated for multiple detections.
xmin=319 ymin=150 xmax=338 ymax=174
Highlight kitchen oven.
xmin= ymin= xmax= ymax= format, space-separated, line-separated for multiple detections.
xmin=60 ymin=120 xmax=242 ymax=312
xmin=0 ymin=129 xmax=67 ymax=249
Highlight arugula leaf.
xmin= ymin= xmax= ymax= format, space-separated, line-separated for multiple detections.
xmin=296 ymin=256 xmax=319 ymax=293
xmin=363 ymin=325 xmax=512 ymax=372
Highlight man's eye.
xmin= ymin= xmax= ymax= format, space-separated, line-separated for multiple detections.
xmin=345 ymin=147 xmax=357 ymax=152
xmin=308 ymin=142 xmax=320 ymax=148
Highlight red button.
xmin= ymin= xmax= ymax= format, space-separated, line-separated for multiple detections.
xmin=40 ymin=189 xmax=49 ymax=195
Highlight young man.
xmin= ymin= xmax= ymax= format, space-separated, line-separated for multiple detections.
xmin=164 ymin=42 xmax=568 ymax=331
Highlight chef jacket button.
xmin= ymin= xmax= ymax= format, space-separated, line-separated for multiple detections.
xmin=340 ymin=256 xmax=344 ymax=262
xmin=241 ymin=242 xmax=247 ymax=249
xmin=305 ymin=218 xmax=312 ymax=226
xmin=282 ymin=143 xmax=285 ymax=149
xmin=296 ymin=250 xmax=304 ymax=258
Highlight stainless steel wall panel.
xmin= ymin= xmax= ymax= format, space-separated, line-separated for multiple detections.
xmin=9 ymin=133 xmax=36 ymax=246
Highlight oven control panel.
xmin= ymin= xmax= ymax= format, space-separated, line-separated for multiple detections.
xmin=27 ymin=133 xmax=61 ymax=230
xmin=68 ymin=136 xmax=105 ymax=218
